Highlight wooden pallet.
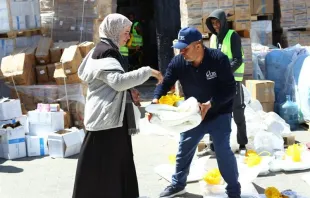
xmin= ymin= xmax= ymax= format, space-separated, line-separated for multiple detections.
xmin=0 ymin=28 xmax=42 ymax=38
xmin=300 ymin=122 xmax=310 ymax=131
xmin=0 ymin=31 xmax=16 ymax=38
xmin=251 ymin=14 xmax=273 ymax=21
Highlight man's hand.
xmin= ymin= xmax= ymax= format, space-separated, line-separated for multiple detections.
xmin=199 ymin=101 xmax=212 ymax=120
xmin=131 ymin=88 xmax=141 ymax=107
xmin=151 ymin=98 xmax=159 ymax=104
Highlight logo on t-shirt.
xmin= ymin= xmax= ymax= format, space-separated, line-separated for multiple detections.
xmin=206 ymin=70 xmax=217 ymax=80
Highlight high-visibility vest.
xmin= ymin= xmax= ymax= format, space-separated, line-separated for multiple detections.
xmin=210 ymin=29 xmax=245 ymax=82
xmin=131 ymin=22 xmax=143 ymax=47
xmin=120 ymin=46 xmax=128 ymax=56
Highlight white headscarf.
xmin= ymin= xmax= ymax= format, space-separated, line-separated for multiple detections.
xmin=99 ymin=13 xmax=132 ymax=48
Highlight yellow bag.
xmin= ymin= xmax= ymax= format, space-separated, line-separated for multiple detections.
xmin=203 ymin=168 xmax=222 ymax=185
xmin=265 ymin=187 xmax=281 ymax=198
xmin=159 ymin=94 xmax=184 ymax=106
xmin=244 ymin=150 xmax=271 ymax=167
xmin=286 ymin=144 xmax=302 ymax=162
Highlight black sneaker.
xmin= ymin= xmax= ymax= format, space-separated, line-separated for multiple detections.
xmin=159 ymin=185 xmax=186 ymax=197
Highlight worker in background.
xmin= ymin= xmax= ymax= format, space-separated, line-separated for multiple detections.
xmin=206 ymin=9 xmax=248 ymax=153
xmin=128 ymin=13 xmax=143 ymax=70
xmin=119 ymin=45 xmax=129 ymax=67
xmin=152 ymin=27 xmax=240 ymax=198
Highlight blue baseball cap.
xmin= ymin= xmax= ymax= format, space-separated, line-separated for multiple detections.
xmin=172 ymin=27 xmax=202 ymax=50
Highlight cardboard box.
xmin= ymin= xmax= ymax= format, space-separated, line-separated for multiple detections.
xmin=0 ymin=115 xmax=29 ymax=133
xmin=261 ymin=102 xmax=274 ymax=112
xmin=251 ymin=0 xmax=274 ymax=15
xmin=219 ymin=0 xmax=235 ymax=20
xmin=245 ymin=80 xmax=275 ymax=102
xmin=47 ymin=129 xmax=85 ymax=158
xmin=35 ymin=37 xmax=53 ymax=65
xmin=64 ymin=111 xmax=72 ymax=129
xmin=235 ymin=4 xmax=251 ymax=20
xmin=47 ymin=63 xmax=57 ymax=82
xmin=36 ymin=65 xmax=49 ymax=84
xmin=28 ymin=111 xmax=65 ymax=136
xmin=26 ymin=135 xmax=49 ymax=157
xmin=1 ymin=48 xmax=36 ymax=85
xmin=0 ymin=99 xmax=22 ymax=120
xmin=54 ymin=63 xmax=81 ymax=85
xmin=295 ymin=13 xmax=308 ymax=25
xmin=78 ymin=41 xmax=95 ymax=58
xmin=0 ymin=126 xmax=26 ymax=160
xmin=233 ymin=20 xmax=251 ymax=30
xmin=60 ymin=45 xmax=83 ymax=74
xmin=299 ymin=31 xmax=310 ymax=45
xmin=50 ymin=41 xmax=79 ymax=63
xmin=283 ymin=134 xmax=295 ymax=146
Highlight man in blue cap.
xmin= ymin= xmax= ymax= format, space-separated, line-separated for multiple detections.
xmin=152 ymin=27 xmax=241 ymax=198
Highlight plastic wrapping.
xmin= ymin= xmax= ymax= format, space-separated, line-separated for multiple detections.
xmin=276 ymin=46 xmax=310 ymax=122
xmin=0 ymin=0 xmax=41 ymax=33
xmin=40 ymin=0 xmax=116 ymax=42
xmin=265 ymin=44 xmax=306 ymax=112
xmin=8 ymin=83 xmax=86 ymax=128
xmin=250 ymin=20 xmax=273 ymax=47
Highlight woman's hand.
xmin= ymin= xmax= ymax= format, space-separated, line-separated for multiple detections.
xmin=151 ymin=69 xmax=163 ymax=85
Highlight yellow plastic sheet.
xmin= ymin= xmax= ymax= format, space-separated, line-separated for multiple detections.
xmin=244 ymin=151 xmax=271 ymax=167
xmin=203 ymin=168 xmax=222 ymax=185
xmin=286 ymin=144 xmax=302 ymax=162
xmin=159 ymin=94 xmax=184 ymax=106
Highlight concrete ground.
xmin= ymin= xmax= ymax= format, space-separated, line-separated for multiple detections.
xmin=1 ymin=83 xmax=310 ymax=197
xmin=0 ymin=130 xmax=310 ymax=198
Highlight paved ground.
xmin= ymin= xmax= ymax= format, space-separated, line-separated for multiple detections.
xmin=1 ymin=83 xmax=310 ymax=197
xmin=0 ymin=130 xmax=310 ymax=198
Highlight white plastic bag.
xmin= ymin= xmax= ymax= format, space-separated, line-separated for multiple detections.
xmin=145 ymin=97 xmax=202 ymax=133
xmin=253 ymin=131 xmax=284 ymax=153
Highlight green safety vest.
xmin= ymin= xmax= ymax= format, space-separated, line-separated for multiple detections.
xmin=131 ymin=22 xmax=143 ymax=47
xmin=120 ymin=46 xmax=128 ymax=56
xmin=210 ymin=29 xmax=245 ymax=82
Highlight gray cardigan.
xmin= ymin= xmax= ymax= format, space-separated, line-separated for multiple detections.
xmin=78 ymin=49 xmax=152 ymax=131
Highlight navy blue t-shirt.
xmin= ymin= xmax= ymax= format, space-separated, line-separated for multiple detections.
xmin=154 ymin=47 xmax=236 ymax=121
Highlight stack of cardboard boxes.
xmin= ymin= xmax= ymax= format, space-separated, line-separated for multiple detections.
xmin=246 ymin=80 xmax=275 ymax=112
xmin=0 ymin=36 xmax=94 ymax=129
xmin=0 ymin=99 xmax=27 ymax=160
xmin=40 ymin=0 xmax=116 ymax=43
xmin=279 ymin=0 xmax=310 ymax=47
xmin=0 ymin=0 xmax=41 ymax=63
xmin=241 ymin=38 xmax=253 ymax=79
xmin=0 ymin=98 xmax=85 ymax=159
xmin=180 ymin=0 xmax=204 ymax=33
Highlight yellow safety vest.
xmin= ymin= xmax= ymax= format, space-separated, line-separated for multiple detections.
xmin=210 ymin=29 xmax=245 ymax=82
xmin=120 ymin=46 xmax=128 ymax=56
xmin=131 ymin=22 xmax=143 ymax=47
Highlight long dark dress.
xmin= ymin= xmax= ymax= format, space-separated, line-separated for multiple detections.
xmin=72 ymin=41 xmax=139 ymax=198
xmin=72 ymin=113 xmax=139 ymax=198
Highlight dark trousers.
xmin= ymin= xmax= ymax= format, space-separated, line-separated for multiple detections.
xmin=234 ymin=82 xmax=247 ymax=146
xmin=172 ymin=114 xmax=241 ymax=197
xmin=210 ymin=82 xmax=248 ymax=148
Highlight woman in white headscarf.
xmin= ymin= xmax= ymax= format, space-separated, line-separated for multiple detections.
xmin=72 ymin=13 xmax=163 ymax=198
